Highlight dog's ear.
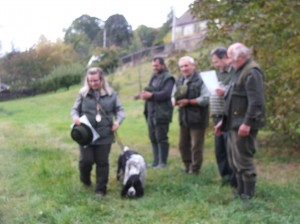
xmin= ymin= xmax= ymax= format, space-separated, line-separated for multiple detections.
xmin=121 ymin=183 xmax=130 ymax=197
xmin=117 ymin=173 xmax=121 ymax=181
xmin=134 ymin=179 xmax=144 ymax=197
xmin=117 ymin=155 xmax=123 ymax=181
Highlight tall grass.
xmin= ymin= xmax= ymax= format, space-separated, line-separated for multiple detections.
xmin=0 ymin=61 xmax=299 ymax=224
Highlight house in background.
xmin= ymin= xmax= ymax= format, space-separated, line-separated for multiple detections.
xmin=120 ymin=9 xmax=207 ymax=65
xmin=173 ymin=9 xmax=207 ymax=51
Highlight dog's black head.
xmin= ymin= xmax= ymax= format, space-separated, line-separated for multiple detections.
xmin=121 ymin=174 xmax=144 ymax=198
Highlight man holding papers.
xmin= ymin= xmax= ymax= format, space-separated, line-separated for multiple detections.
xmin=209 ymin=47 xmax=237 ymax=188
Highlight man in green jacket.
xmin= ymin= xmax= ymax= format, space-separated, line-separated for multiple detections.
xmin=140 ymin=57 xmax=175 ymax=168
xmin=215 ymin=43 xmax=266 ymax=203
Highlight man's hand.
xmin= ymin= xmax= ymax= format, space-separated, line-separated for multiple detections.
xmin=112 ymin=121 xmax=120 ymax=132
xmin=73 ymin=117 xmax=81 ymax=126
xmin=238 ymin=123 xmax=251 ymax=136
xmin=140 ymin=91 xmax=153 ymax=100
xmin=177 ymin=99 xmax=189 ymax=107
xmin=214 ymin=120 xmax=223 ymax=136
xmin=216 ymin=87 xmax=225 ymax=96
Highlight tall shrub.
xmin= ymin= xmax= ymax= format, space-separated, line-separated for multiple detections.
xmin=191 ymin=0 xmax=300 ymax=149
xmin=35 ymin=63 xmax=85 ymax=92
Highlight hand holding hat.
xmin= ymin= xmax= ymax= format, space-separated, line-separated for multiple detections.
xmin=71 ymin=115 xmax=100 ymax=146
xmin=71 ymin=123 xmax=93 ymax=146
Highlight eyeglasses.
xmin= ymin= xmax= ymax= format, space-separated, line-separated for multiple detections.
xmin=88 ymin=79 xmax=101 ymax=83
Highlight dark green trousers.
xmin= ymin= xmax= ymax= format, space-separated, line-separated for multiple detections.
xmin=227 ymin=129 xmax=258 ymax=197
xmin=79 ymin=144 xmax=111 ymax=194
xmin=147 ymin=117 xmax=170 ymax=166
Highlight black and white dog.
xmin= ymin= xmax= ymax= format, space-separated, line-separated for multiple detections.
xmin=117 ymin=146 xmax=146 ymax=198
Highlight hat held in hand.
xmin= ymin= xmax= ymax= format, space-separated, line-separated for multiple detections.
xmin=71 ymin=123 xmax=93 ymax=146
xmin=174 ymin=85 xmax=188 ymax=101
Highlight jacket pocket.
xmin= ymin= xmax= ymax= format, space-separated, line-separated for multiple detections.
xmin=230 ymin=88 xmax=247 ymax=129
xmin=155 ymin=101 xmax=173 ymax=124
xmin=187 ymin=107 xmax=203 ymax=124
xmin=231 ymin=89 xmax=247 ymax=117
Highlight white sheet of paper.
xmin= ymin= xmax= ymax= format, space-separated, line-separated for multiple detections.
xmin=71 ymin=115 xmax=100 ymax=142
xmin=199 ymin=70 xmax=219 ymax=95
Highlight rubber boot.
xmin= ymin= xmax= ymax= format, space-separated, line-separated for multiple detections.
xmin=237 ymin=174 xmax=244 ymax=196
xmin=149 ymin=143 xmax=159 ymax=167
xmin=157 ymin=143 xmax=169 ymax=168
xmin=242 ymin=180 xmax=255 ymax=199
xmin=240 ymin=181 xmax=255 ymax=208
xmin=231 ymin=174 xmax=243 ymax=200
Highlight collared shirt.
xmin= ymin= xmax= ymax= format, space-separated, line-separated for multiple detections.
xmin=209 ymin=66 xmax=234 ymax=116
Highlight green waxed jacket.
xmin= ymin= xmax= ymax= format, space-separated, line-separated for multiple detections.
xmin=223 ymin=59 xmax=266 ymax=130
xmin=71 ymin=89 xmax=125 ymax=145
xmin=144 ymin=70 xmax=175 ymax=124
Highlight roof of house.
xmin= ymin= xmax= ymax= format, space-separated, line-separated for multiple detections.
xmin=176 ymin=9 xmax=200 ymax=26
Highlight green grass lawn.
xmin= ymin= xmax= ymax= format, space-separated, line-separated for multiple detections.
xmin=0 ymin=62 xmax=299 ymax=224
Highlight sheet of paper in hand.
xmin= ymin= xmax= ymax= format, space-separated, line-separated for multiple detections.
xmin=199 ymin=70 xmax=220 ymax=95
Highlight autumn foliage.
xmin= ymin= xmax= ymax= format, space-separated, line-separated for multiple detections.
xmin=191 ymin=0 xmax=300 ymax=149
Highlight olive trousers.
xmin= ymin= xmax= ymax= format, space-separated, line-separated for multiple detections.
xmin=179 ymin=126 xmax=206 ymax=173
xmin=227 ymin=129 xmax=258 ymax=197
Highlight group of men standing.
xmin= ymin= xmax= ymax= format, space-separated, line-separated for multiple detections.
xmin=139 ymin=42 xmax=266 ymax=203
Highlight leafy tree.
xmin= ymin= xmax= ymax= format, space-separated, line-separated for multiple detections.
xmin=154 ymin=8 xmax=173 ymax=45
xmin=64 ymin=14 xmax=102 ymax=43
xmin=0 ymin=50 xmax=34 ymax=88
xmin=135 ymin=25 xmax=158 ymax=48
xmin=127 ymin=30 xmax=143 ymax=53
xmin=88 ymin=47 xmax=119 ymax=74
xmin=125 ymin=9 xmax=173 ymax=56
xmin=191 ymin=0 xmax=300 ymax=149
xmin=0 ymin=37 xmax=78 ymax=89
xmin=105 ymin=14 xmax=133 ymax=48
xmin=64 ymin=14 xmax=102 ymax=58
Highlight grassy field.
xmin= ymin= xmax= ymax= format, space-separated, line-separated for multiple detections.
xmin=0 ymin=62 xmax=299 ymax=224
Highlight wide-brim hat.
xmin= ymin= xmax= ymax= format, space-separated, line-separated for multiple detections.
xmin=71 ymin=123 xmax=93 ymax=146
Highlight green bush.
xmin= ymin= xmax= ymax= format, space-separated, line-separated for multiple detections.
xmin=34 ymin=63 xmax=85 ymax=92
